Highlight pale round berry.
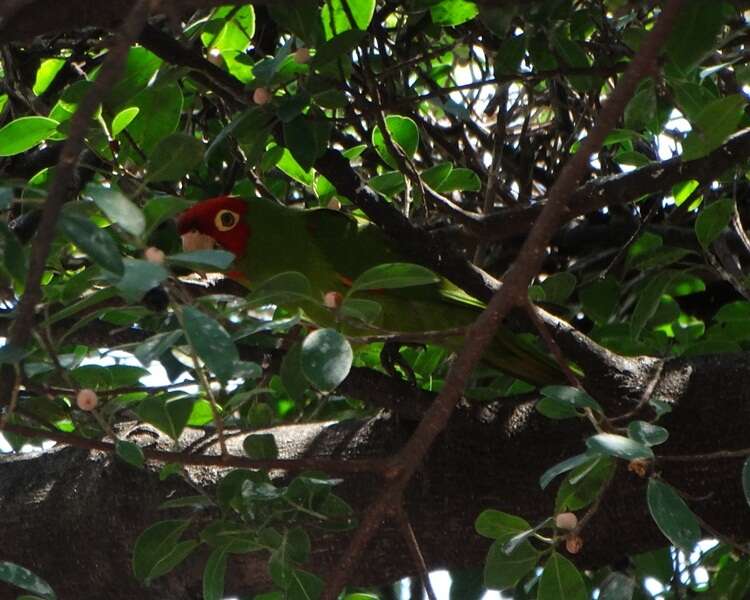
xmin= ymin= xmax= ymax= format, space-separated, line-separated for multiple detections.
xmin=327 ymin=197 xmax=342 ymax=211
xmin=76 ymin=389 xmax=98 ymax=411
xmin=206 ymin=48 xmax=224 ymax=67
xmin=253 ymin=87 xmax=272 ymax=105
xmin=323 ymin=291 xmax=343 ymax=309
xmin=555 ymin=512 xmax=578 ymax=530
xmin=144 ymin=246 xmax=165 ymax=264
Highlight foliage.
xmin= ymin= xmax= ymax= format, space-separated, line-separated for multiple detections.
xmin=2 ymin=0 xmax=750 ymax=599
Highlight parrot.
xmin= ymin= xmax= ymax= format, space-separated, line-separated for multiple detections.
xmin=177 ymin=195 xmax=564 ymax=386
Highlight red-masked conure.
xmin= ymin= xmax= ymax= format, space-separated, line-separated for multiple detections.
xmin=177 ymin=196 xmax=563 ymax=385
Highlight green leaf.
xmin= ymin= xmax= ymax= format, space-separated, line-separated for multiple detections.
xmin=665 ymin=0 xmax=727 ymax=71
xmin=0 ymin=116 xmax=59 ymax=156
xmin=369 ymin=171 xmax=405 ymax=197
xmin=210 ymin=105 xmax=275 ymax=166
xmin=539 ymin=453 xmax=592 ymax=489
xmin=421 ymin=163 xmax=453 ymax=189
xmin=624 ymin=80 xmax=657 ymax=131
xmin=300 ymin=328 xmax=353 ymax=391
xmin=647 ymin=478 xmax=701 ymax=552
xmin=484 ymin=539 xmax=539 ymax=590
xmin=435 ymin=167 xmax=481 ymax=192
xmin=137 ymin=396 xmax=194 ymax=440
xmin=246 ymin=271 xmax=313 ymax=307
xmin=32 ymin=58 xmax=65 ymax=96
xmin=143 ymin=196 xmax=193 ymax=237
xmin=696 ymin=198 xmax=734 ymax=250
xmin=116 ymin=440 xmax=145 ymax=468
xmin=580 ymin=277 xmax=620 ymax=324
xmin=475 ymin=510 xmax=531 ymax=542
xmin=538 ymin=552 xmax=587 ymax=600
xmin=132 ymin=520 xmax=197 ymax=583
xmin=202 ymin=547 xmax=228 ymax=600
xmin=683 ymin=95 xmax=746 ymax=161
xmin=627 ymin=421 xmax=669 ymax=446
xmin=109 ymin=258 xmax=167 ymax=303
xmin=587 ymin=433 xmax=654 ymax=460
xmin=276 ymin=147 xmax=314 ymax=186
xmin=182 ymin=306 xmax=240 ymax=382
xmin=0 ymin=562 xmax=56 ymax=600
xmin=538 ymin=272 xmax=576 ymax=304
xmin=552 ymin=33 xmax=597 ymax=92
xmin=135 ymin=331 xmax=183 ymax=365
xmin=243 ymin=433 xmax=279 ymax=459
xmin=431 ymin=0 xmax=479 ymax=26
xmin=599 ymin=572 xmax=636 ymax=600
xmin=58 ymin=213 xmax=124 ymax=276
xmin=539 ymin=385 xmax=603 ymax=415
xmin=556 ymin=456 xmax=615 ymax=511
xmin=111 ymin=106 xmax=140 ymax=137
xmin=312 ymin=29 xmax=367 ymax=67
xmin=167 ymin=250 xmax=235 ymax=271
xmin=321 ymin=0 xmax=375 ymax=39
xmin=630 ymin=272 xmax=677 ymax=338
xmin=283 ymin=115 xmax=319 ymax=171
xmin=159 ymin=496 xmax=213 ymax=510
xmin=126 ymin=81 xmax=183 ymax=155
xmin=0 ymin=222 xmax=28 ymax=284
xmin=350 ymin=262 xmax=439 ymax=292
xmin=145 ymin=133 xmax=204 ymax=182
xmin=372 ymin=115 xmax=419 ymax=169
xmin=86 ymin=185 xmax=145 ymax=237
xmin=281 ymin=343 xmax=310 ymax=402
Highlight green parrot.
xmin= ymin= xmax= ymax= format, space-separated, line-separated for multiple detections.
xmin=177 ymin=196 xmax=563 ymax=386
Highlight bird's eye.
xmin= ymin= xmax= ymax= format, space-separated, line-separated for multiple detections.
xmin=215 ymin=209 xmax=239 ymax=231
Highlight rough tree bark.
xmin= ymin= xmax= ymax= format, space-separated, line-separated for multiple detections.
xmin=2 ymin=349 xmax=749 ymax=598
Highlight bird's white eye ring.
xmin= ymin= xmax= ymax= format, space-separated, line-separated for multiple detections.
xmin=215 ymin=209 xmax=239 ymax=231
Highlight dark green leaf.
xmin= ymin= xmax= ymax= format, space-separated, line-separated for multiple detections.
xmin=135 ymin=330 xmax=183 ymax=365
xmin=683 ymin=95 xmax=746 ymax=161
xmin=58 ymin=213 xmax=124 ymax=276
xmin=202 ymin=547 xmax=228 ymax=600
xmin=631 ymin=272 xmax=677 ymax=338
xmin=280 ymin=343 xmax=309 ymax=402
xmin=132 ymin=520 xmax=197 ymax=582
xmin=434 ymin=167 xmax=481 ymax=192
xmin=86 ymin=186 xmax=145 ymax=237
xmin=538 ymin=552 xmax=586 ymax=600
xmin=647 ymin=478 xmax=701 ymax=551
xmin=283 ymin=116 xmax=318 ymax=171
xmin=300 ymin=328 xmax=353 ymax=391
xmin=539 ymin=453 xmax=592 ymax=489
xmin=246 ymin=271 xmax=313 ymax=307
xmin=167 ymin=250 xmax=235 ymax=271
xmin=312 ymin=30 xmax=367 ymax=67
xmin=0 ymin=562 xmax=56 ymax=600
xmin=696 ymin=198 xmax=734 ymax=249
xmin=146 ymin=133 xmax=204 ymax=182
xmin=137 ymin=396 xmax=194 ymax=440
xmin=666 ymin=0 xmax=727 ymax=71
xmin=556 ymin=456 xmax=615 ymax=511
xmin=182 ymin=306 xmax=239 ymax=382
xmin=540 ymin=385 xmax=603 ymax=414
xmin=628 ymin=421 xmax=669 ymax=446
xmin=116 ymin=440 xmax=145 ymax=468
xmin=350 ymin=262 xmax=439 ymax=292
xmin=484 ymin=539 xmax=539 ymax=590
xmin=0 ymin=222 xmax=28 ymax=284
xmin=587 ymin=433 xmax=654 ymax=460
xmin=475 ymin=510 xmax=531 ymax=542
xmin=111 ymin=259 xmax=168 ymax=303
xmin=599 ymin=572 xmax=636 ymax=600
xmin=243 ymin=433 xmax=278 ymax=459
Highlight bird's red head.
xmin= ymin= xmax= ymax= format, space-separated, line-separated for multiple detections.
xmin=177 ymin=196 xmax=250 ymax=257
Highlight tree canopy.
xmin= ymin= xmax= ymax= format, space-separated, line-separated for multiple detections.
xmin=2 ymin=0 xmax=750 ymax=599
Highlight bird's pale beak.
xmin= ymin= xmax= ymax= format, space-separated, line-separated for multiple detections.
xmin=181 ymin=231 xmax=217 ymax=252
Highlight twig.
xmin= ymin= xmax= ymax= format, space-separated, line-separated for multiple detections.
xmin=395 ymin=506 xmax=438 ymax=600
